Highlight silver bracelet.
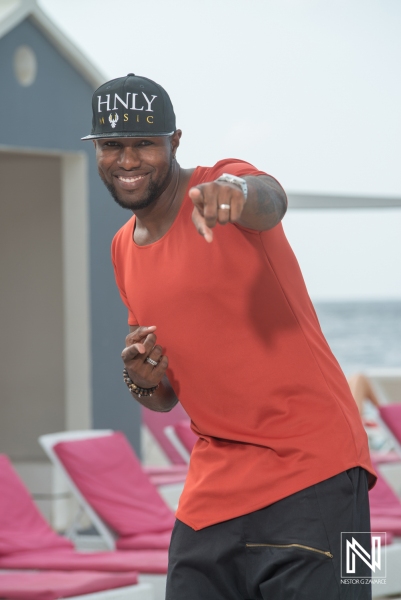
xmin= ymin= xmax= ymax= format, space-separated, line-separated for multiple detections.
xmin=215 ymin=173 xmax=248 ymax=200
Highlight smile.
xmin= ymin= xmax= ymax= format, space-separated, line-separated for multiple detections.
xmin=115 ymin=173 xmax=148 ymax=190
xmin=117 ymin=174 xmax=146 ymax=182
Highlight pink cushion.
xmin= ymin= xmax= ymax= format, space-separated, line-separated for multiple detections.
xmin=116 ymin=530 xmax=171 ymax=550
xmin=0 ymin=570 xmax=138 ymax=600
xmin=144 ymin=463 xmax=187 ymax=486
xmin=142 ymin=403 xmax=189 ymax=464
xmin=0 ymin=455 xmax=73 ymax=556
xmin=0 ymin=548 xmax=168 ymax=574
xmin=379 ymin=404 xmax=401 ymax=441
xmin=54 ymin=433 xmax=175 ymax=538
xmin=174 ymin=420 xmax=197 ymax=453
xmin=148 ymin=473 xmax=187 ymax=486
xmin=143 ymin=465 xmax=188 ymax=476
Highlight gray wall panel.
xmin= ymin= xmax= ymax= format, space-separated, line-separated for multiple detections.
xmin=0 ymin=18 xmax=141 ymax=455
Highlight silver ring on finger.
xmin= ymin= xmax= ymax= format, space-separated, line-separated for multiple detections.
xmin=219 ymin=204 xmax=230 ymax=210
xmin=146 ymin=357 xmax=158 ymax=367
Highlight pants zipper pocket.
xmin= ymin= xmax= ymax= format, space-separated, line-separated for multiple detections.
xmin=246 ymin=543 xmax=333 ymax=559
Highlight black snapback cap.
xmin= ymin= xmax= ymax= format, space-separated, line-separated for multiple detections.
xmin=82 ymin=73 xmax=176 ymax=140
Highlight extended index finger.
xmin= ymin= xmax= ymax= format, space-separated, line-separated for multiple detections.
xmin=191 ymin=206 xmax=213 ymax=243
xmin=188 ymin=186 xmax=204 ymax=210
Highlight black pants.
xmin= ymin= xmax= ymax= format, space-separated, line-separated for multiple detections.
xmin=166 ymin=468 xmax=371 ymax=599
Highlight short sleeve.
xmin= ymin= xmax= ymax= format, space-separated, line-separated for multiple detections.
xmin=202 ymin=158 xmax=268 ymax=182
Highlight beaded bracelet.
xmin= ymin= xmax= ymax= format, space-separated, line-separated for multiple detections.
xmin=123 ymin=368 xmax=159 ymax=398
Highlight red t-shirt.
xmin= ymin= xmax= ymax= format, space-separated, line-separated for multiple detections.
xmin=112 ymin=159 xmax=375 ymax=530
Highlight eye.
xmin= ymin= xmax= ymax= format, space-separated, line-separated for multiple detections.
xmin=138 ymin=140 xmax=153 ymax=147
xmin=97 ymin=140 xmax=120 ymax=149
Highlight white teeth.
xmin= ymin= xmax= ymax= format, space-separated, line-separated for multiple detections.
xmin=118 ymin=175 xmax=145 ymax=183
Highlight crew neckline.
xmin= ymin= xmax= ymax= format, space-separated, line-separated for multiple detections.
xmin=130 ymin=167 xmax=201 ymax=248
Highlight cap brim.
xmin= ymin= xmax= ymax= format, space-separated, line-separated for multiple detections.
xmin=81 ymin=130 xmax=175 ymax=141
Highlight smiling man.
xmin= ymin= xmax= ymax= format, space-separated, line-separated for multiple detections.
xmin=83 ymin=74 xmax=375 ymax=600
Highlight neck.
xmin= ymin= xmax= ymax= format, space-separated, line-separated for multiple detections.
xmin=134 ymin=161 xmax=194 ymax=245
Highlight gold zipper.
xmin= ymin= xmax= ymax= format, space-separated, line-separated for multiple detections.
xmin=246 ymin=543 xmax=333 ymax=558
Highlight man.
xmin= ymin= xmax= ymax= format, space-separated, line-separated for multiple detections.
xmin=83 ymin=73 xmax=375 ymax=599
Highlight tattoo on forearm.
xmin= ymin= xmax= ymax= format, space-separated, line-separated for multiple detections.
xmin=240 ymin=176 xmax=287 ymax=230
xmin=255 ymin=185 xmax=277 ymax=216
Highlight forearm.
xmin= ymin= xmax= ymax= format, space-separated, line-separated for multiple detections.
xmin=237 ymin=175 xmax=287 ymax=231
xmin=126 ymin=372 xmax=179 ymax=412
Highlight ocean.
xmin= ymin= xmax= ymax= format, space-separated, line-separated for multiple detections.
xmin=313 ymin=301 xmax=401 ymax=376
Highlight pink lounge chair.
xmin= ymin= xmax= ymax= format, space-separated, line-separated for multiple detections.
xmin=174 ymin=420 xmax=197 ymax=453
xmin=164 ymin=419 xmax=197 ymax=464
xmin=378 ymin=403 xmax=401 ymax=454
xmin=0 ymin=571 xmax=150 ymax=600
xmin=142 ymin=404 xmax=190 ymax=466
xmin=143 ymin=464 xmax=188 ymax=487
xmin=369 ymin=450 xmax=401 ymax=465
xmin=39 ymin=431 xmax=175 ymax=551
xmin=0 ymin=454 xmax=167 ymax=575
xmin=369 ymin=461 xmax=401 ymax=537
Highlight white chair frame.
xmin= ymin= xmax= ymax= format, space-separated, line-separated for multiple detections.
xmin=163 ymin=426 xmax=190 ymax=464
xmin=39 ymin=430 xmax=117 ymax=550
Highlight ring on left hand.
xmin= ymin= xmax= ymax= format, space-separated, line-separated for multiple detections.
xmin=146 ymin=357 xmax=158 ymax=367
xmin=219 ymin=204 xmax=230 ymax=210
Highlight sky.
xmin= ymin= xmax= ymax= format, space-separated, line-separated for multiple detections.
xmin=38 ymin=0 xmax=401 ymax=300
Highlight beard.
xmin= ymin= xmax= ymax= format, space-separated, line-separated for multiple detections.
xmin=100 ymin=158 xmax=173 ymax=211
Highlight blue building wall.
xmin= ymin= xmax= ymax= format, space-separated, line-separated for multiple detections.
xmin=0 ymin=18 xmax=141 ymax=454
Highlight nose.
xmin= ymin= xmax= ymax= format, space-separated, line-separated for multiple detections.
xmin=117 ymin=146 xmax=141 ymax=169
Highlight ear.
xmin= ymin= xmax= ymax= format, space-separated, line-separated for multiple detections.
xmin=171 ymin=129 xmax=182 ymax=157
